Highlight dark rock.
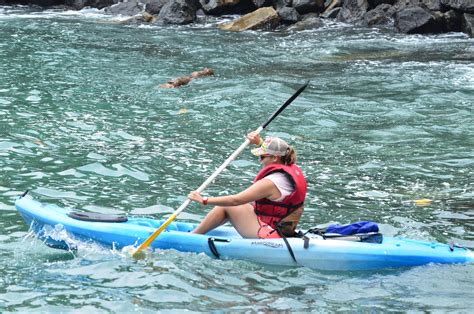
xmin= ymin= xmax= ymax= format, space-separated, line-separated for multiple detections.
xmin=420 ymin=0 xmax=443 ymax=11
xmin=65 ymin=0 xmax=116 ymax=10
xmin=321 ymin=0 xmax=341 ymax=17
xmin=199 ymin=0 xmax=256 ymax=15
xmin=461 ymin=13 xmax=474 ymax=36
xmin=439 ymin=9 xmax=462 ymax=31
xmin=321 ymin=7 xmax=341 ymax=18
xmin=393 ymin=0 xmax=442 ymax=11
xmin=292 ymin=0 xmax=325 ymax=14
xmin=105 ymin=0 xmax=145 ymax=15
xmin=367 ymin=0 xmax=394 ymax=10
xmin=196 ymin=8 xmax=206 ymax=15
xmin=252 ymin=0 xmax=271 ymax=7
xmin=273 ymin=0 xmax=292 ymax=10
xmin=288 ymin=12 xmax=324 ymax=30
xmin=14 ymin=0 xmax=64 ymax=6
xmin=364 ymin=3 xmax=396 ymax=26
xmin=394 ymin=5 xmax=444 ymax=33
xmin=155 ymin=0 xmax=198 ymax=24
xmin=441 ymin=0 xmax=474 ymax=14
xmin=278 ymin=6 xmax=301 ymax=23
xmin=337 ymin=0 xmax=369 ymax=24
xmin=145 ymin=0 xmax=170 ymax=14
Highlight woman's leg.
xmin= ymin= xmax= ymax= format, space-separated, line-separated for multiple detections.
xmin=192 ymin=204 xmax=260 ymax=238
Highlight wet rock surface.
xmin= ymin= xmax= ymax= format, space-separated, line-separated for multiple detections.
xmin=2 ymin=0 xmax=473 ymax=36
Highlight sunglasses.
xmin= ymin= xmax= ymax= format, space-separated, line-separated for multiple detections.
xmin=259 ymin=154 xmax=272 ymax=161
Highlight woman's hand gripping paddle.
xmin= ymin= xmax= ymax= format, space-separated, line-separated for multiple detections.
xmin=131 ymin=82 xmax=309 ymax=258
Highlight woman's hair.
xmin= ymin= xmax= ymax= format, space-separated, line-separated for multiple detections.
xmin=280 ymin=146 xmax=296 ymax=165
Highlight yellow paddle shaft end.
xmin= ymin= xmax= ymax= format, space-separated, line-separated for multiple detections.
xmin=132 ymin=212 xmax=178 ymax=258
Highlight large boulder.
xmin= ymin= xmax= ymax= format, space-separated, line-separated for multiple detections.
xmin=155 ymin=0 xmax=198 ymax=24
xmin=441 ymin=0 xmax=474 ymax=13
xmin=219 ymin=6 xmax=280 ymax=31
xmin=363 ymin=3 xmax=396 ymax=26
xmin=394 ymin=5 xmax=443 ymax=33
xmin=337 ymin=0 xmax=369 ymax=24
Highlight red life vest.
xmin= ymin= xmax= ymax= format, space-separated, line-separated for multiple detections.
xmin=253 ymin=164 xmax=307 ymax=229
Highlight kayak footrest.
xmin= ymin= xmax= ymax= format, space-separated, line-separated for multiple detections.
xmin=67 ymin=211 xmax=128 ymax=223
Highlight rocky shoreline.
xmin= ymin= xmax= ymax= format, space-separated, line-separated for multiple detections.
xmin=1 ymin=0 xmax=473 ymax=36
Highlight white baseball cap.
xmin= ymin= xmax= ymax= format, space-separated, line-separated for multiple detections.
xmin=251 ymin=137 xmax=290 ymax=157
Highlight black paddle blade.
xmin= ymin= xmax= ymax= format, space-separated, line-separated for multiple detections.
xmin=261 ymin=81 xmax=309 ymax=129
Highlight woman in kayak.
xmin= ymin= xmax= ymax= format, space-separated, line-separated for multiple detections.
xmin=188 ymin=133 xmax=307 ymax=238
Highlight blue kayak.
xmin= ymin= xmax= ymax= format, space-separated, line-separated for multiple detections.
xmin=15 ymin=197 xmax=474 ymax=271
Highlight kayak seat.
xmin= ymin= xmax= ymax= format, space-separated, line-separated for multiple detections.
xmin=67 ymin=211 xmax=128 ymax=223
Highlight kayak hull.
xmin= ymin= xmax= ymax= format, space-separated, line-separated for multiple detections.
xmin=15 ymin=197 xmax=474 ymax=271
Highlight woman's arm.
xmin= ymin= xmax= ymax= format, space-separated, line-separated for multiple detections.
xmin=188 ymin=178 xmax=281 ymax=206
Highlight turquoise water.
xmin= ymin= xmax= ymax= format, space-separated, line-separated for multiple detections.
xmin=1 ymin=6 xmax=473 ymax=312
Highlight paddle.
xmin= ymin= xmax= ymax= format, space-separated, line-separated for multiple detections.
xmin=132 ymin=81 xmax=309 ymax=257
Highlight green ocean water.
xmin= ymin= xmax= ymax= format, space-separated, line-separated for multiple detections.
xmin=1 ymin=6 xmax=473 ymax=312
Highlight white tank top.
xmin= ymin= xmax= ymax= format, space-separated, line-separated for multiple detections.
xmin=265 ymin=172 xmax=294 ymax=202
